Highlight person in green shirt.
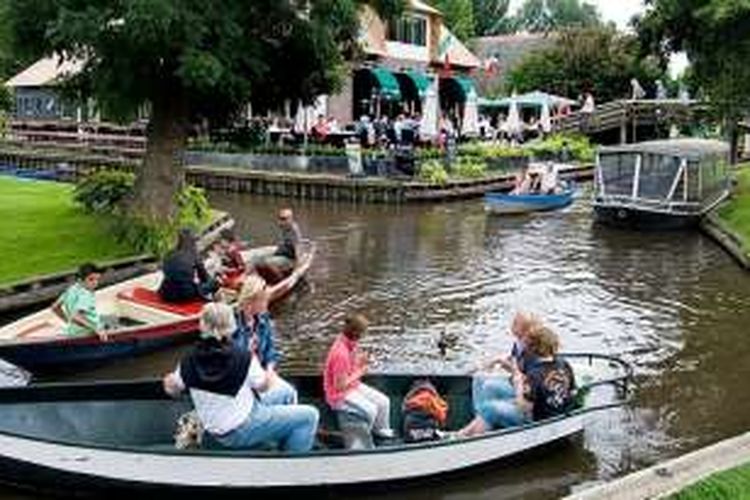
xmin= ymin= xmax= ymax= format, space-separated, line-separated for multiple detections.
xmin=52 ymin=263 xmax=108 ymax=341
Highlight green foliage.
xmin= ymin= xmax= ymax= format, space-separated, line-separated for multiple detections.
xmin=73 ymin=170 xmax=135 ymax=214
xmin=418 ymin=160 xmax=449 ymax=185
xmin=473 ymin=0 xmax=516 ymax=36
xmin=452 ymin=159 xmax=487 ymax=179
xmin=527 ymin=134 xmax=595 ymax=163
xmin=515 ymin=0 xmax=600 ymax=33
xmin=638 ymin=0 xmax=750 ymax=157
xmin=671 ymin=461 xmax=750 ymax=500
xmin=718 ymin=167 xmax=750 ymax=254
xmin=431 ymin=0 xmax=475 ymax=40
xmin=459 ymin=142 xmax=530 ymax=160
xmin=508 ymin=27 xmax=665 ymax=103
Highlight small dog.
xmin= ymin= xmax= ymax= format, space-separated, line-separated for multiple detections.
xmin=174 ymin=411 xmax=204 ymax=450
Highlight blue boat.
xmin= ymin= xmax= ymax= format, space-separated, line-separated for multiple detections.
xmin=484 ymin=190 xmax=575 ymax=215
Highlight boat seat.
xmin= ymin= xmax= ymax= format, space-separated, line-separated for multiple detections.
xmin=117 ymin=288 xmax=205 ymax=317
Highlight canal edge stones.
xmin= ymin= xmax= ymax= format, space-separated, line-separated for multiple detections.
xmin=0 ymin=212 xmax=236 ymax=314
xmin=700 ymin=213 xmax=750 ymax=271
xmin=565 ymin=430 xmax=750 ymax=500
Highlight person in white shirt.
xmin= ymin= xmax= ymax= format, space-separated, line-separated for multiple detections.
xmin=163 ymin=302 xmax=319 ymax=451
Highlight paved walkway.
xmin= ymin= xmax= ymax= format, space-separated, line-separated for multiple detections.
xmin=566 ymin=431 xmax=750 ymax=499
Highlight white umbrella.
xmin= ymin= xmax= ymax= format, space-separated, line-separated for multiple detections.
xmin=540 ymin=99 xmax=552 ymax=134
xmin=461 ymin=88 xmax=480 ymax=137
xmin=420 ymin=77 xmax=440 ymax=141
xmin=505 ymin=93 xmax=523 ymax=141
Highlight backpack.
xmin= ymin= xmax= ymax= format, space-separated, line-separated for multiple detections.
xmin=401 ymin=379 xmax=449 ymax=443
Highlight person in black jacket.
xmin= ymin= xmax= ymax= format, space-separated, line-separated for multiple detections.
xmin=159 ymin=228 xmax=216 ymax=303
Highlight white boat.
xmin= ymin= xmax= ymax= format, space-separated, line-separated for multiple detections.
xmin=0 ymin=354 xmax=630 ymax=493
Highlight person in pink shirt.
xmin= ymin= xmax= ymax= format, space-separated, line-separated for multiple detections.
xmin=323 ymin=314 xmax=394 ymax=443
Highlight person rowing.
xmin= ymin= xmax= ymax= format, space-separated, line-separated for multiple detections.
xmin=254 ymin=208 xmax=304 ymax=282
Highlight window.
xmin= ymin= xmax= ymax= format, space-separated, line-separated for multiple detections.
xmin=387 ymin=15 xmax=427 ymax=46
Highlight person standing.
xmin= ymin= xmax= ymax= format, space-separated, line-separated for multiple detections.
xmin=51 ymin=263 xmax=108 ymax=341
xmin=323 ymin=313 xmax=394 ymax=444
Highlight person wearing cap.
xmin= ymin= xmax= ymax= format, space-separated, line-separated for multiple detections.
xmin=52 ymin=262 xmax=108 ymax=341
xmin=323 ymin=313 xmax=395 ymax=445
xmin=232 ymin=273 xmax=308 ymax=405
xmin=159 ymin=228 xmax=216 ymax=303
xmin=163 ymin=302 xmax=319 ymax=452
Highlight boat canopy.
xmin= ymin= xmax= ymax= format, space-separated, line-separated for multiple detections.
xmin=595 ymin=139 xmax=730 ymax=215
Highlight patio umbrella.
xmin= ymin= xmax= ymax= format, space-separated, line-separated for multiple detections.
xmin=505 ymin=92 xmax=523 ymax=141
xmin=461 ymin=88 xmax=480 ymax=137
xmin=420 ymin=77 xmax=440 ymax=141
xmin=540 ymin=100 xmax=552 ymax=134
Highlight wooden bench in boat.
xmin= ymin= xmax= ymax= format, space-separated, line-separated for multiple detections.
xmin=116 ymin=288 xmax=206 ymax=317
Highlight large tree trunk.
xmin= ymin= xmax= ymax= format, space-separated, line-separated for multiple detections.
xmin=132 ymin=89 xmax=188 ymax=223
xmin=728 ymin=119 xmax=740 ymax=165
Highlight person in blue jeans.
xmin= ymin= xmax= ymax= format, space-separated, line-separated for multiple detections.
xmin=457 ymin=322 xmax=575 ymax=437
xmin=163 ymin=302 xmax=319 ymax=452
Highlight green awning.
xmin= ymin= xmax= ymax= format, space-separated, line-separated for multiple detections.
xmin=454 ymin=76 xmax=477 ymax=100
xmin=369 ymin=67 xmax=402 ymax=101
xmin=404 ymin=70 xmax=431 ymax=98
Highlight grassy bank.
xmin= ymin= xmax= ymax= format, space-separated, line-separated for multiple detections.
xmin=0 ymin=177 xmax=136 ymax=286
xmin=672 ymin=462 xmax=750 ymax=499
xmin=717 ymin=166 xmax=750 ymax=253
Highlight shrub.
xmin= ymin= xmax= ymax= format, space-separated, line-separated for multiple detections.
xmin=453 ymin=159 xmax=487 ymax=179
xmin=73 ymin=170 xmax=135 ymax=213
xmin=418 ymin=160 xmax=449 ymax=185
xmin=527 ymin=134 xmax=596 ymax=163
xmin=458 ymin=142 xmax=529 ymax=160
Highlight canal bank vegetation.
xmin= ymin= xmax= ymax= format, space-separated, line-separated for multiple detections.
xmin=671 ymin=462 xmax=750 ymax=499
xmin=717 ymin=166 xmax=750 ymax=253
xmin=0 ymin=177 xmax=135 ymax=286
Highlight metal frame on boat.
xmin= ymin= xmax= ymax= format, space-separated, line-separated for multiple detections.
xmin=0 ymin=354 xmax=631 ymax=493
xmin=593 ymin=139 xmax=731 ymax=229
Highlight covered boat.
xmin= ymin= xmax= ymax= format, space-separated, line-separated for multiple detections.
xmin=0 ymin=354 xmax=630 ymax=494
xmin=0 ymin=246 xmax=311 ymax=372
xmin=485 ymin=190 xmax=574 ymax=215
xmin=593 ymin=139 xmax=731 ymax=229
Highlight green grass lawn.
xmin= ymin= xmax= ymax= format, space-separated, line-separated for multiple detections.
xmin=672 ymin=462 xmax=750 ymax=499
xmin=0 ymin=177 xmax=136 ymax=286
xmin=718 ymin=166 xmax=750 ymax=253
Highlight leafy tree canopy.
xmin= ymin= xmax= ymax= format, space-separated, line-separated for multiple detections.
xmin=516 ymin=0 xmax=601 ymax=33
xmin=507 ymin=27 xmax=664 ymax=103
xmin=8 ymin=0 xmax=403 ymax=219
xmin=472 ymin=0 xmax=516 ymax=36
xmin=431 ymin=0 xmax=476 ymax=40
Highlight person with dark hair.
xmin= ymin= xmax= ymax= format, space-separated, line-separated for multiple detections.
xmin=52 ymin=263 xmax=108 ymax=340
xmin=159 ymin=228 xmax=216 ymax=303
xmin=218 ymin=228 xmax=247 ymax=290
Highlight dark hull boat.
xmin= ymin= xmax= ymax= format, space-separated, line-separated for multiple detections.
xmin=0 ymin=355 xmax=630 ymax=494
xmin=0 ymin=247 xmax=309 ymax=372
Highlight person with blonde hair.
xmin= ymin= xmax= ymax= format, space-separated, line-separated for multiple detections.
xmin=163 ymin=302 xmax=319 ymax=452
xmin=456 ymin=322 xmax=575 ymax=438
xmin=323 ymin=313 xmax=394 ymax=447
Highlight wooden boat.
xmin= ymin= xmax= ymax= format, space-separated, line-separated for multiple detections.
xmin=0 ymin=354 xmax=630 ymax=494
xmin=593 ymin=139 xmax=731 ymax=230
xmin=0 ymin=246 xmax=310 ymax=372
xmin=484 ymin=190 xmax=574 ymax=215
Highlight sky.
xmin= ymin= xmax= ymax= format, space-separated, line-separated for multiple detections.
xmin=506 ymin=0 xmax=689 ymax=76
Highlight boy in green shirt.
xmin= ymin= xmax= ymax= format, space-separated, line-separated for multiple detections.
xmin=52 ymin=263 xmax=108 ymax=341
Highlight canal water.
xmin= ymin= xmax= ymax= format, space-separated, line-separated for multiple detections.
xmin=5 ymin=191 xmax=750 ymax=498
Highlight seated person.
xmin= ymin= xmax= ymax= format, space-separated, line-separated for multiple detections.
xmin=159 ymin=229 xmax=216 ymax=303
xmin=232 ymin=272 xmax=312 ymax=405
xmin=540 ymin=163 xmax=561 ymax=194
xmin=457 ymin=324 xmax=575 ymax=437
xmin=511 ymin=166 xmax=533 ymax=195
xmin=255 ymin=208 xmax=303 ymax=282
xmin=323 ymin=313 xmax=395 ymax=448
xmin=218 ymin=229 xmax=247 ymax=290
xmin=51 ymin=262 xmax=108 ymax=341
xmin=163 ymin=302 xmax=319 ymax=452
